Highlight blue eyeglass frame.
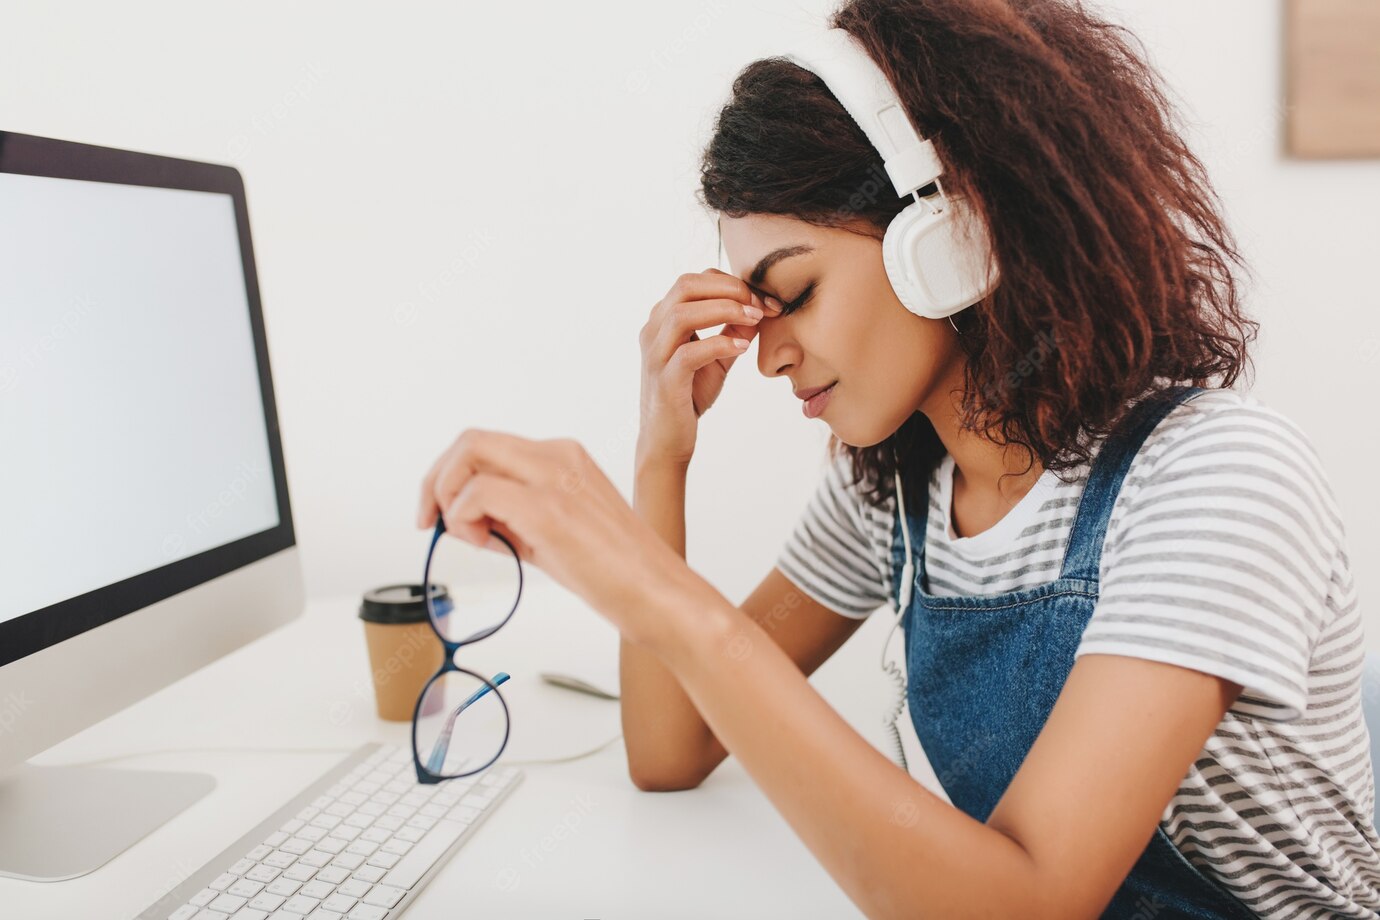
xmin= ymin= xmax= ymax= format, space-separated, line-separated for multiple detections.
xmin=411 ymin=517 xmax=524 ymax=784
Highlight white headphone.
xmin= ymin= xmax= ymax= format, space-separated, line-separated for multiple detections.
xmin=782 ymin=29 xmax=1000 ymax=320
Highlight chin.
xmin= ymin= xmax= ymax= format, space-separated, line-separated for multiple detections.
xmin=824 ymin=419 xmax=890 ymax=449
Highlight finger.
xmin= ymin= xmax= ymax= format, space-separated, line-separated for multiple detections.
xmin=427 ymin=430 xmax=560 ymax=530
xmin=664 ymin=333 xmax=753 ymax=386
xmin=485 ymin=519 xmax=534 ymax=562
xmin=442 ymin=472 xmax=543 ymax=556
xmin=417 ymin=451 xmax=450 ymax=528
xmin=704 ymin=268 xmax=787 ymax=316
xmin=661 ymin=270 xmax=756 ymax=311
xmin=651 ymin=298 xmax=763 ymax=362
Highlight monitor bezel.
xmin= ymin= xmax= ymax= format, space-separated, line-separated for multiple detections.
xmin=0 ymin=131 xmax=297 ymax=668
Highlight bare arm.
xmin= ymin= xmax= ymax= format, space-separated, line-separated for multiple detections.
xmin=620 ymin=458 xmax=864 ymax=791
xmin=648 ymin=586 xmax=1240 ymax=919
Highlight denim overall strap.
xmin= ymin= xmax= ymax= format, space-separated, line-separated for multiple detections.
xmin=1060 ymin=385 xmax=1205 ymax=583
xmin=893 ymin=384 xmax=1258 ymax=918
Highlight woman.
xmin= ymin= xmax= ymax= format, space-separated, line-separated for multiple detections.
xmin=416 ymin=0 xmax=1377 ymax=916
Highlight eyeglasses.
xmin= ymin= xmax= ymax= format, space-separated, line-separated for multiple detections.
xmin=411 ymin=518 xmax=524 ymax=784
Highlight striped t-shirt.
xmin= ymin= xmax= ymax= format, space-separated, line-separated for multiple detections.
xmin=775 ymin=387 xmax=1380 ymax=918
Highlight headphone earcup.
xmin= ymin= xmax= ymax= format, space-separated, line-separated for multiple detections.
xmin=882 ymin=195 xmax=1000 ymax=320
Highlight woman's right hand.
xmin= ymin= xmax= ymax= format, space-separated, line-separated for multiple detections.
xmin=637 ymin=268 xmax=782 ymax=468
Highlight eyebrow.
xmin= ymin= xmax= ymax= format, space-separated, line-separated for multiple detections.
xmin=748 ymin=245 xmax=814 ymax=288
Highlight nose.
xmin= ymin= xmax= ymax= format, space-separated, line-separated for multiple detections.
xmin=754 ymin=314 xmax=801 ymax=380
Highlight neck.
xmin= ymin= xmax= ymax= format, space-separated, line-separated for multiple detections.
xmin=917 ymin=363 xmax=1044 ymax=512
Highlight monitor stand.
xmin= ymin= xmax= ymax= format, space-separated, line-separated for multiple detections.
xmin=0 ymin=762 xmax=215 ymax=881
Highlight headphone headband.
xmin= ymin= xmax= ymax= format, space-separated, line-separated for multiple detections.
xmin=782 ymin=29 xmax=943 ymax=197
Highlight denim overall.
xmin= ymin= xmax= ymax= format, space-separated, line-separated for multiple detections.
xmin=889 ymin=386 xmax=1258 ymax=919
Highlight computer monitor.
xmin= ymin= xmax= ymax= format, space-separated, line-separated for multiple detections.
xmin=0 ymin=131 xmax=304 ymax=881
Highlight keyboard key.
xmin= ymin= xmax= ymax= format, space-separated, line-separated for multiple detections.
xmin=281 ymin=894 xmax=322 ymax=914
xmin=346 ymin=906 xmax=387 ymax=920
xmin=328 ymin=825 xmax=361 ymax=842
xmin=314 ymin=866 xmax=351 ymax=884
xmin=190 ymin=888 xmax=219 ymax=906
xmin=337 ymin=878 xmax=372 ymax=898
xmin=168 ymin=906 xmax=199 ymax=920
xmin=207 ymin=894 xmax=248 ymax=913
xmin=331 ymin=852 xmax=366 ymax=870
xmin=246 ymin=865 xmax=281 ymax=884
xmin=266 ymin=878 xmax=302 ymax=897
xmin=265 ymin=831 xmax=289 ymax=847
xmin=361 ymin=885 xmax=404 ymax=908
xmin=228 ymin=878 xmax=265 ymax=898
xmin=247 ymin=845 xmax=274 ymax=861
xmin=363 ymin=852 xmax=398 ymax=870
xmin=380 ymin=819 xmax=465 ymax=890
xmin=230 ymin=909 xmax=270 ymax=920
xmin=282 ymin=864 xmax=317 ymax=882
xmin=321 ymin=894 xmax=359 ymax=914
xmin=299 ymin=849 xmax=334 ymax=868
xmin=352 ymin=866 xmax=386 ymax=884
xmin=264 ymin=850 xmax=298 ymax=869
xmin=212 ymin=872 xmax=241 ymax=890
xmin=448 ymin=803 xmax=481 ymax=823
xmin=247 ymin=892 xmax=286 ymax=912
xmin=299 ymin=879 xmax=335 ymax=899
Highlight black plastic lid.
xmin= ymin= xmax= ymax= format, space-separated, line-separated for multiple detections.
xmin=358 ymin=582 xmax=448 ymax=624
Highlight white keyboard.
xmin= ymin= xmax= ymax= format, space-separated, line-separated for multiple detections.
xmin=138 ymin=743 xmax=522 ymax=920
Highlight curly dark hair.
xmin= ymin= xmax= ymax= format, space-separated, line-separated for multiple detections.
xmin=698 ymin=0 xmax=1258 ymax=514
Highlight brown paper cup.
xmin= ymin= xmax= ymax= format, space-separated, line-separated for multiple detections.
xmin=359 ymin=584 xmax=447 ymax=722
xmin=361 ymin=619 xmax=445 ymax=721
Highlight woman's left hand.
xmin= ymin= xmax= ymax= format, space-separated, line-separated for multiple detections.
xmin=416 ymin=429 xmax=710 ymax=651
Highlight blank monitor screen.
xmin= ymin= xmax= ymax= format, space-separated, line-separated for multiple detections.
xmin=0 ymin=143 xmax=293 ymax=663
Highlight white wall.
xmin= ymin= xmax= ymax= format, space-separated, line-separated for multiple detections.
xmin=2 ymin=0 xmax=1375 ymax=654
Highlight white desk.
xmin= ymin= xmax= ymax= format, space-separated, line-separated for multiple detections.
xmin=1 ymin=572 xmax=865 ymax=919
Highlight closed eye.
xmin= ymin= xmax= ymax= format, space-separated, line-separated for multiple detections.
xmin=779 ymin=282 xmax=815 ymax=316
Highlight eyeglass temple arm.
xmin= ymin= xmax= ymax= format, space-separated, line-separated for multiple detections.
xmin=424 ymin=671 xmax=511 ymax=774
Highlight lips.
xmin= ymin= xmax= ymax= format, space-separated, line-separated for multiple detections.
xmin=793 ymin=382 xmax=834 ymax=401
xmin=800 ymin=381 xmax=837 ymax=419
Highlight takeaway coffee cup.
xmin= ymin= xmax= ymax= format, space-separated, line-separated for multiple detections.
xmin=358 ymin=583 xmax=447 ymax=721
